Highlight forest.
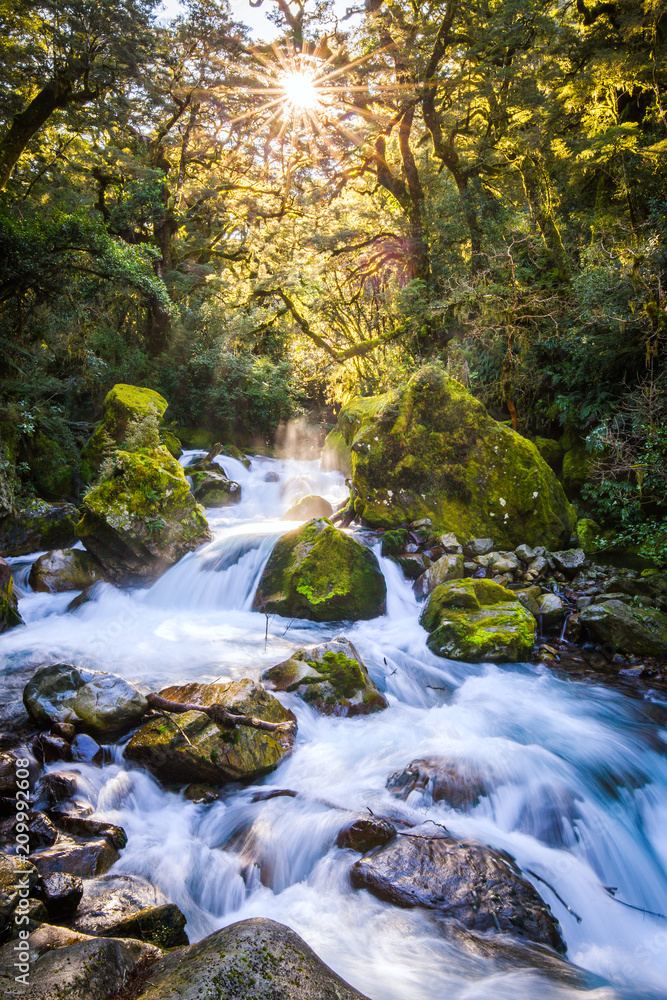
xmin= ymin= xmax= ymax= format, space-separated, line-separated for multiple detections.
xmin=1 ymin=0 xmax=666 ymax=561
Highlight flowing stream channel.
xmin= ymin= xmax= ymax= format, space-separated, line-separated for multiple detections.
xmin=3 ymin=452 xmax=667 ymax=999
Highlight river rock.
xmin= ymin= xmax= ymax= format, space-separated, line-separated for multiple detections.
xmin=80 ymin=383 xmax=169 ymax=480
xmin=0 ymin=500 xmax=79 ymax=557
xmin=335 ymin=367 xmax=575 ymax=549
xmin=0 ymin=855 xmax=40 ymax=940
xmin=47 ymin=810 xmax=126 ymax=850
xmin=551 ymin=549 xmax=585 ymax=576
xmin=579 ymin=600 xmax=667 ymax=657
xmin=262 ymin=637 xmax=387 ymax=716
xmin=30 ymin=836 xmax=120 ymax=878
xmin=72 ymin=874 xmax=188 ymax=948
xmin=28 ymin=548 xmax=107 ymax=593
xmin=515 ymin=543 xmax=537 ymax=564
xmin=413 ymin=553 xmax=464 ymax=598
xmin=282 ymin=494 xmax=334 ymax=520
xmin=70 ymin=733 xmax=104 ymax=764
xmin=0 ymin=557 xmax=22 ymax=633
xmin=336 ymin=817 xmax=396 ymax=853
xmin=0 ymin=926 xmax=162 ymax=1000
xmin=386 ymin=757 xmax=489 ymax=810
xmin=76 ymin=447 xmax=210 ymax=584
xmin=253 ymin=518 xmax=386 ymax=622
xmin=464 ymin=538 xmax=494 ymax=556
xmin=124 ymin=680 xmax=296 ymax=785
xmin=350 ymin=836 xmax=564 ymax=951
xmin=514 ymin=587 xmax=541 ymax=617
xmin=23 ymin=663 xmax=148 ymax=735
xmin=420 ymin=578 xmax=536 ymax=662
xmin=35 ymin=872 xmax=84 ymax=919
xmin=191 ymin=469 xmax=241 ymax=506
xmin=537 ymin=593 xmax=565 ymax=626
xmin=129 ymin=916 xmax=371 ymax=999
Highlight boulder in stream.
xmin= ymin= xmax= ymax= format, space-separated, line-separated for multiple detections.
xmin=579 ymin=599 xmax=667 ymax=657
xmin=30 ymin=836 xmax=120 ymax=878
xmin=28 ymin=548 xmax=107 ymax=593
xmin=350 ymin=835 xmax=564 ymax=952
xmin=191 ymin=468 xmax=241 ymax=506
xmin=262 ymin=637 xmax=387 ymax=716
xmin=76 ymin=447 xmax=210 ymax=583
xmin=124 ymin=680 xmax=296 ymax=785
xmin=129 ymin=916 xmax=372 ymax=999
xmin=386 ymin=756 xmax=490 ymax=810
xmin=253 ymin=518 xmax=386 ymax=621
xmin=35 ymin=872 xmax=84 ymax=920
xmin=420 ymin=578 xmax=536 ymax=662
xmin=23 ymin=663 xmax=148 ymax=736
xmin=80 ymin=383 xmax=169 ymax=480
xmin=282 ymin=494 xmax=334 ymax=520
xmin=72 ymin=874 xmax=188 ymax=948
xmin=0 ymin=500 xmax=79 ymax=557
xmin=0 ymin=556 xmax=23 ymax=633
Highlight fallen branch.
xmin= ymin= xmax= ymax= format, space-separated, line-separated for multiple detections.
xmin=527 ymin=869 xmax=582 ymax=923
xmin=146 ymin=693 xmax=297 ymax=735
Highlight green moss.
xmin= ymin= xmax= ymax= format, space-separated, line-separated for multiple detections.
xmin=561 ymin=439 xmax=595 ymax=497
xmin=305 ymin=651 xmax=366 ymax=698
xmin=338 ymin=367 xmax=575 ymax=549
xmin=576 ymin=517 xmax=606 ymax=554
xmin=534 ymin=436 xmax=563 ymax=471
xmin=381 ymin=528 xmax=409 ymax=557
xmin=161 ymin=429 xmax=182 ymax=459
xmin=0 ymin=575 xmax=23 ymax=632
xmin=81 ymin=384 xmax=168 ymax=480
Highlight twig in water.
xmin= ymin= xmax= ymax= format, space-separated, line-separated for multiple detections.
xmin=147 ymin=709 xmax=195 ymax=748
xmin=602 ymin=886 xmax=667 ymax=920
xmin=526 ymin=869 xmax=582 ymax=923
xmin=146 ymin=693 xmax=296 ymax=735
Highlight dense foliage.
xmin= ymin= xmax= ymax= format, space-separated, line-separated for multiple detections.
xmin=1 ymin=0 xmax=666 ymax=556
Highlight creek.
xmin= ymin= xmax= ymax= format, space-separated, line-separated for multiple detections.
xmin=3 ymin=452 xmax=667 ymax=999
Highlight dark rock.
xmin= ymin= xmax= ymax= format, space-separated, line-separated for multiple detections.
xmin=66 ymin=581 xmax=108 ymax=612
xmin=24 ymin=663 xmax=148 ymax=736
xmin=40 ymin=772 xmax=78 ymax=805
xmin=551 ymin=549 xmax=585 ymax=576
xmin=72 ymin=874 xmax=188 ymax=948
xmin=350 ymin=836 xmax=564 ymax=952
xmin=336 ymin=817 xmax=396 ymax=853
xmin=0 ymin=556 xmax=23 ymax=633
xmin=30 ymin=836 xmax=120 ymax=878
xmin=386 ymin=757 xmax=489 ymax=810
xmin=0 ymin=501 xmax=78 ymax=557
xmin=0 ymin=855 xmax=40 ymax=941
xmin=70 ymin=733 xmax=104 ymax=764
xmin=580 ymin=600 xmax=667 ymax=657
xmin=536 ymin=593 xmax=565 ymax=627
xmin=515 ymin=544 xmax=537 ymax=564
xmin=51 ymin=722 xmax=76 ymax=741
xmin=32 ymin=733 xmax=72 ymax=764
xmin=130 ymin=916 xmax=371 ymax=999
xmin=48 ymin=811 xmax=127 ymax=850
xmin=464 ymin=538 xmax=495 ymax=556
xmin=35 ymin=872 xmax=84 ymax=919
xmin=191 ymin=469 xmax=241 ymax=507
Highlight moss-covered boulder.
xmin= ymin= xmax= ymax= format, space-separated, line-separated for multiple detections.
xmin=124 ymin=680 xmax=295 ymax=785
xmin=0 ymin=557 xmax=23 ymax=633
xmin=282 ymin=495 xmax=334 ymax=521
xmin=253 ymin=518 xmax=386 ymax=621
xmin=81 ymin=384 xmax=169 ymax=480
xmin=76 ymin=447 xmax=210 ymax=583
xmin=0 ymin=500 xmax=78 ymax=556
xmin=23 ymin=664 xmax=148 ymax=735
xmin=160 ymin=429 xmax=182 ymax=459
xmin=28 ymin=549 xmax=107 ymax=593
xmin=420 ymin=578 xmax=536 ymax=662
xmin=560 ymin=436 xmax=595 ymax=499
xmin=534 ymin=437 xmax=563 ymax=472
xmin=321 ymin=427 xmax=352 ymax=475
xmin=262 ymin=637 xmax=388 ymax=716
xmin=336 ymin=367 xmax=576 ymax=549
xmin=191 ymin=469 xmax=241 ymax=507
xmin=579 ymin=600 xmax=667 ymax=657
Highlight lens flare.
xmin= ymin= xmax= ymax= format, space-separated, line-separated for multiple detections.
xmin=281 ymin=72 xmax=319 ymax=110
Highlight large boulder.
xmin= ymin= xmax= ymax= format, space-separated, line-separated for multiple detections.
xmin=336 ymin=367 xmax=576 ymax=549
xmin=282 ymin=494 xmax=334 ymax=520
xmin=0 ymin=557 xmax=22 ymax=633
xmin=23 ymin=664 xmax=148 ymax=736
xmin=350 ymin=836 xmax=564 ymax=952
xmin=124 ymin=680 xmax=296 ymax=785
xmin=72 ymin=874 xmax=188 ymax=948
xmin=129 ymin=917 xmax=371 ymax=1000
xmin=28 ymin=548 xmax=107 ymax=593
xmin=420 ymin=578 xmax=536 ymax=662
xmin=262 ymin=637 xmax=388 ymax=716
xmin=0 ymin=500 xmax=78 ymax=556
xmin=191 ymin=469 xmax=241 ymax=507
xmin=253 ymin=518 xmax=386 ymax=622
xmin=76 ymin=447 xmax=210 ymax=583
xmin=30 ymin=837 xmax=120 ymax=878
xmin=80 ymin=383 xmax=168 ymax=480
xmin=579 ymin=600 xmax=667 ymax=657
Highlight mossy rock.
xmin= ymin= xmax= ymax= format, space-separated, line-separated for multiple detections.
xmin=560 ymin=437 xmax=595 ymax=498
xmin=321 ymin=427 xmax=352 ymax=476
xmin=262 ymin=637 xmax=388 ymax=716
xmin=160 ymin=430 xmax=182 ymax=459
xmin=380 ymin=528 xmax=410 ymax=557
xmin=124 ymin=680 xmax=296 ymax=785
xmin=576 ymin=518 xmax=606 ymax=554
xmin=76 ymin=447 xmax=210 ymax=583
xmin=253 ymin=518 xmax=386 ymax=622
xmin=0 ymin=557 xmax=23 ymax=633
xmin=420 ymin=578 xmax=536 ymax=662
xmin=191 ymin=470 xmax=241 ymax=507
xmin=28 ymin=549 xmax=107 ymax=593
xmin=81 ymin=384 xmax=169 ymax=480
xmin=579 ymin=600 xmax=667 ymax=657
xmin=23 ymin=663 xmax=147 ymax=735
xmin=0 ymin=500 xmax=79 ymax=556
xmin=534 ymin=437 xmax=563 ymax=472
xmin=336 ymin=367 xmax=576 ymax=549
xmin=282 ymin=495 xmax=334 ymax=521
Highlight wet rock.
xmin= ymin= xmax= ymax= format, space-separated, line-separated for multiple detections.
xmin=0 ymin=557 xmax=23 ymax=633
xmin=515 ymin=543 xmax=537 ymax=564
xmin=29 ymin=812 xmax=59 ymax=848
xmin=47 ymin=811 xmax=126 ymax=850
xmin=23 ymin=663 xmax=148 ymax=736
xmin=39 ymin=771 xmax=78 ymax=806
xmin=464 ymin=538 xmax=494 ymax=556
xmin=70 ymin=733 xmax=104 ymax=764
xmin=125 ymin=680 xmax=296 ymax=785
xmin=51 ymin=722 xmax=76 ymax=741
xmin=580 ymin=600 xmax=667 ymax=657
xmin=28 ymin=548 xmax=108 ymax=594
xmin=282 ymin=494 xmax=334 ymax=520
xmin=537 ymin=593 xmax=565 ymax=626
xmin=191 ymin=469 xmax=241 ymax=507
xmin=66 ymin=580 xmax=108 ymax=612
xmin=420 ymin=578 xmax=536 ymax=663
xmin=562 ymin=613 xmax=582 ymax=643
xmin=0 ymin=855 xmax=40 ymax=941
xmin=391 ymin=552 xmax=430 ymax=580
xmin=264 ymin=470 xmax=280 ymax=482
xmin=413 ymin=553 xmax=464 ymax=599
xmin=551 ymin=549 xmax=585 ymax=577
xmin=386 ymin=757 xmax=489 ymax=810
xmin=32 ymin=732 xmax=72 ymax=764
xmin=130 ymin=916 xmax=371 ymax=999
xmin=262 ymin=637 xmax=387 ymax=717
xmin=0 ymin=500 xmax=79 ymax=557
xmin=253 ymin=518 xmax=386 ymax=622
xmin=336 ymin=817 xmax=396 ymax=853
xmin=72 ymin=874 xmax=188 ymax=948
xmin=514 ymin=588 xmax=541 ymax=617
xmin=30 ymin=836 xmax=119 ymax=878
xmin=35 ymin=872 xmax=84 ymax=919
xmin=0 ymin=926 xmax=161 ymax=1000
xmin=183 ymin=784 xmax=220 ymax=803
xmin=350 ymin=836 xmax=564 ymax=951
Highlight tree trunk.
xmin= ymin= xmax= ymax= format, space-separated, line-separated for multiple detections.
xmin=519 ymin=155 xmax=570 ymax=281
xmin=0 ymin=81 xmax=72 ymax=188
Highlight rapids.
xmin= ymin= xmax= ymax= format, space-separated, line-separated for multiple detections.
xmin=2 ymin=451 xmax=667 ymax=999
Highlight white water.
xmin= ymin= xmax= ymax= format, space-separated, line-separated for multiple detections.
xmin=3 ymin=452 xmax=667 ymax=999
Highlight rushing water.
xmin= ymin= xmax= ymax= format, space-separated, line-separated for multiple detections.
xmin=2 ymin=452 xmax=667 ymax=999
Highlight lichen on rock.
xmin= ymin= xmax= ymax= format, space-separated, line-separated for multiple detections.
xmin=80 ymin=383 xmax=169 ymax=481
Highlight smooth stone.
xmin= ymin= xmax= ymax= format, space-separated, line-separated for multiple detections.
xmin=282 ymin=494 xmax=334 ymax=520
xmin=336 ymin=817 xmax=397 ymax=853
xmin=464 ymin=538 xmax=494 ymax=556
xmin=537 ymin=593 xmax=565 ymax=625
xmin=72 ymin=874 xmax=188 ymax=948
xmin=28 ymin=549 xmax=107 ymax=594
xmin=30 ymin=836 xmax=120 ymax=878
xmin=579 ymin=599 xmax=667 ymax=657
xmin=413 ymin=553 xmax=464 ymax=599
xmin=35 ymin=872 xmax=84 ymax=920
xmin=70 ymin=733 xmax=104 ymax=764
xmin=23 ymin=663 xmax=148 ymax=736
xmin=191 ymin=469 xmax=241 ymax=507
